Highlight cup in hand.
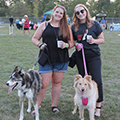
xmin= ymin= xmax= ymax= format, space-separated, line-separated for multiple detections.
xmin=57 ymin=41 xmax=62 ymax=48
xmin=87 ymin=35 xmax=92 ymax=43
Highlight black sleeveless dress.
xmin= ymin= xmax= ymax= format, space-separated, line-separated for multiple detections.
xmin=41 ymin=23 xmax=69 ymax=64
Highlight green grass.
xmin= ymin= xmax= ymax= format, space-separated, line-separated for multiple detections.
xmin=0 ymin=24 xmax=120 ymax=120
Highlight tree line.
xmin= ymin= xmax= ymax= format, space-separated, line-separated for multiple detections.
xmin=0 ymin=0 xmax=120 ymax=17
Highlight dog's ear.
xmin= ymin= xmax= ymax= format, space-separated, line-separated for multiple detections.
xmin=19 ymin=67 xmax=25 ymax=76
xmin=84 ymin=75 xmax=92 ymax=82
xmin=14 ymin=66 xmax=18 ymax=71
xmin=74 ymin=75 xmax=82 ymax=88
xmin=74 ymin=74 xmax=82 ymax=82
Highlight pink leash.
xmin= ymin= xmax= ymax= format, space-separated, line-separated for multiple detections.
xmin=76 ymin=43 xmax=88 ymax=106
xmin=76 ymin=43 xmax=88 ymax=75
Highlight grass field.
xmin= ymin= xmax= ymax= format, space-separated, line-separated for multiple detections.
xmin=0 ymin=24 xmax=120 ymax=120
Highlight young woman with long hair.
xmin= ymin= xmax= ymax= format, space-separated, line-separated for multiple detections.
xmin=32 ymin=5 xmax=74 ymax=114
xmin=71 ymin=4 xmax=104 ymax=117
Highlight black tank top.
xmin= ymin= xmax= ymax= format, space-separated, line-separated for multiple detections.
xmin=41 ymin=23 xmax=69 ymax=64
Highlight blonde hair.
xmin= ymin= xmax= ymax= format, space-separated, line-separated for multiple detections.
xmin=49 ymin=5 xmax=70 ymax=40
xmin=73 ymin=4 xmax=93 ymax=32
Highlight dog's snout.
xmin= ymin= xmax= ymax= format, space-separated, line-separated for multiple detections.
xmin=6 ymin=83 xmax=9 ymax=86
xmin=81 ymin=89 xmax=84 ymax=92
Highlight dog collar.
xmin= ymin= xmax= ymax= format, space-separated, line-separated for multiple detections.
xmin=82 ymin=97 xmax=88 ymax=106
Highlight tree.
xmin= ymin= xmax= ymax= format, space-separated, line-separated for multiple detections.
xmin=0 ymin=0 xmax=9 ymax=16
xmin=114 ymin=0 xmax=120 ymax=17
xmin=10 ymin=1 xmax=32 ymax=17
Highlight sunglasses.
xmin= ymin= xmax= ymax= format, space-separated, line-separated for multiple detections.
xmin=56 ymin=5 xmax=66 ymax=10
xmin=76 ymin=9 xmax=84 ymax=15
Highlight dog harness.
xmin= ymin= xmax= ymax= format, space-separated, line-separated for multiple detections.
xmin=82 ymin=97 xmax=88 ymax=106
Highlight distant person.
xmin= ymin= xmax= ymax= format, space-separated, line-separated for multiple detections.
xmin=100 ymin=17 xmax=107 ymax=29
xmin=23 ymin=15 xmax=31 ymax=36
xmin=9 ymin=16 xmax=14 ymax=27
xmin=21 ymin=18 xmax=25 ymax=30
xmin=46 ymin=17 xmax=50 ymax=21
xmin=100 ymin=17 xmax=105 ymax=24
xmin=41 ymin=15 xmax=46 ymax=23
xmin=33 ymin=22 xmax=38 ymax=31
xmin=67 ymin=15 xmax=70 ymax=25
xmin=15 ymin=18 xmax=20 ymax=30
xmin=29 ymin=20 xmax=34 ymax=30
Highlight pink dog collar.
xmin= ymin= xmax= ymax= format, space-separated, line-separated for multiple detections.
xmin=82 ymin=97 xmax=88 ymax=106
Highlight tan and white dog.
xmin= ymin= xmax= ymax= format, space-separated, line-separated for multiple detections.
xmin=72 ymin=75 xmax=98 ymax=120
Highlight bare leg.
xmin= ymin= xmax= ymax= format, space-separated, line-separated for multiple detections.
xmin=95 ymin=102 xmax=101 ymax=117
xmin=37 ymin=73 xmax=52 ymax=107
xmin=31 ymin=72 xmax=52 ymax=115
xmin=28 ymin=30 xmax=31 ymax=35
xmin=23 ymin=30 xmax=25 ymax=35
xmin=51 ymin=72 xmax=64 ymax=111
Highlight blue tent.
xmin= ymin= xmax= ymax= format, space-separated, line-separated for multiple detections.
xmin=44 ymin=9 xmax=53 ymax=15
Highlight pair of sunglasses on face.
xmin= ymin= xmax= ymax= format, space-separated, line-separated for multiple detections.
xmin=76 ymin=9 xmax=84 ymax=15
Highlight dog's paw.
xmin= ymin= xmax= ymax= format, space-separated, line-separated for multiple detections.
xmin=80 ymin=118 xmax=84 ymax=120
xmin=27 ymin=109 xmax=31 ymax=113
xmin=19 ymin=117 xmax=23 ymax=120
xmin=81 ymin=119 xmax=84 ymax=120
xmin=72 ymin=111 xmax=76 ymax=114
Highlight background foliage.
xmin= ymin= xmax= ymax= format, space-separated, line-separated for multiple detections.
xmin=0 ymin=0 xmax=119 ymax=17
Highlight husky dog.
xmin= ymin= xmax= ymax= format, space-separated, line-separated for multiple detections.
xmin=6 ymin=66 xmax=42 ymax=120
xmin=72 ymin=75 xmax=98 ymax=120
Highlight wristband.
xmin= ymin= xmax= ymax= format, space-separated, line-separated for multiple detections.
xmin=37 ymin=42 xmax=41 ymax=47
xmin=39 ymin=43 xmax=44 ymax=48
xmin=75 ymin=43 xmax=78 ymax=46
xmin=66 ymin=43 xmax=69 ymax=48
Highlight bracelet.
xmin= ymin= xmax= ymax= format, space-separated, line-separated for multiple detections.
xmin=37 ymin=42 xmax=41 ymax=47
xmin=39 ymin=43 xmax=44 ymax=48
xmin=75 ymin=43 xmax=78 ymax=46
xmin=68 ymin=43 xmax=70 ymax=49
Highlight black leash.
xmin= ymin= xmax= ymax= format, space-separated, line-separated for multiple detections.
xmin=32 ymin=46 xmax=47 ymax=70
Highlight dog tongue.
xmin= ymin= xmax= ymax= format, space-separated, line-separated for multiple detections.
xmin=8 ymin=85 xmax=14 ymax=93
xmin=82 ymin=98 xmax=88 ymax=106
xmin=81 ymin=91 xmax=84 ymax=95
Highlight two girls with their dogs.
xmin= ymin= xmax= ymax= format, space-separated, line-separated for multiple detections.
xmin=32 ymin=3 xmax=104 ymax=119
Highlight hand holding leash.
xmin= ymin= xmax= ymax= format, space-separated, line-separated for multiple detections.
xmin=39 ymin=43 xmax=47 ymax=50
xmin=76 ymin=43 xmax=82 ymax=51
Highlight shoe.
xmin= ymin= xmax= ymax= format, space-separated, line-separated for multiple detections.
xmin=31 ymin=110 xmax=35 ymax=116
xmin=94 ymin=107 xmax=101 ymax=117
xmin=51 ymin=106 xmax=59 ymax=113
xmin=31 ymin=106 xmax=41 ymax=116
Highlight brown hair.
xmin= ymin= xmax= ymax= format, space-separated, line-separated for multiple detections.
xmin=73 ymin=4 xmax=93 ymax=32
xmin=49 ymin=5 xmax=70 ymax=40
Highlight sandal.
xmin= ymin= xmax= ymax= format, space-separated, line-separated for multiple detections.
xmin=31 ymin=110 xmax=35 ymax=116
xmin=31 ymin=106 xmax=41 ymax=116
xmin=94 ymin=107 xmax=101 ymax=117
xmin=51 ymin=106 xmax=60 ymax=113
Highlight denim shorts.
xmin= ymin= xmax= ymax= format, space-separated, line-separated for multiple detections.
xmin=39 ymin=62 xmax=68 ymax=73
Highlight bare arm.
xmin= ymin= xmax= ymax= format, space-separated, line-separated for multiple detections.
xmin=88 ymin=32 xmax=104 ymax=45
xmin=61 ymin=26 xmax=75 ymax=49
xmin=32 ymin=22 xmax=46 ymax=48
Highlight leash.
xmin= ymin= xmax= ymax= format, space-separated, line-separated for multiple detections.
xmin=32 ymin=45 xmax=46 ymax=70
xmin=77 ymin=43 xmax=88 ymax=75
